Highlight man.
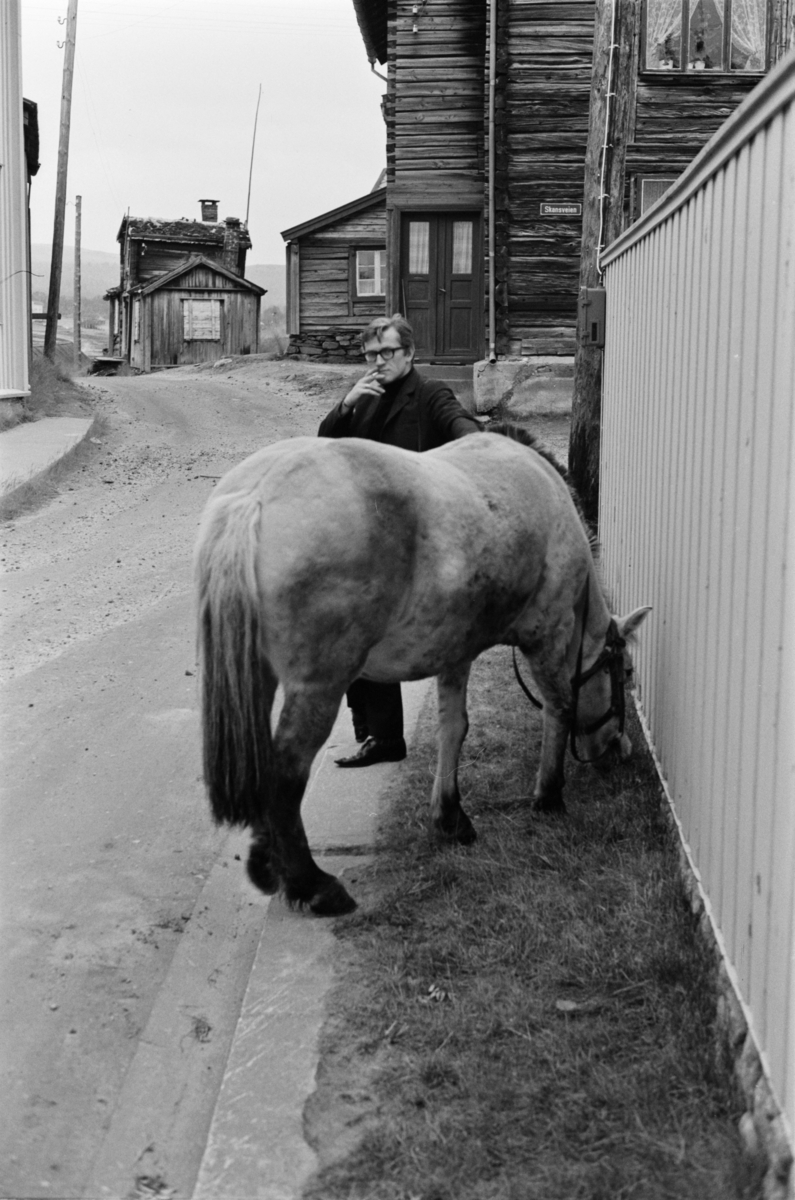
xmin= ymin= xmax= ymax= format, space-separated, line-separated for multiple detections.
xmin=318 ymin=313 xmax=482 ymax=767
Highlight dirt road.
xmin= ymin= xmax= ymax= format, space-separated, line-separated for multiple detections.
xmin=0 ymin=358 xmax=361 ymax=1199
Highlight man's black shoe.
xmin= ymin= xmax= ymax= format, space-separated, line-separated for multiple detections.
xmin=335 ymin=736 xmax=407 ymax=768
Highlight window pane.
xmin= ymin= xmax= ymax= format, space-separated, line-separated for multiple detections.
xmin=357 ymin=250 xmax=375 ymax=295
xmin=688 ymin=0 xmax=724 ymax=70
xmin=640 ymin=176 xmax=679 ymax=215
xmin=731 ymin=0 xmax=766 ymax=69
xmin=452 ymin=221 xmax=473 ymax=274
xmin=408 ymin=222 xmax=429 ymax=274
xmin=356 ymin=249 xmax=385 ymax=296
xmin=646 ymin=0 xmax=682 ymax=68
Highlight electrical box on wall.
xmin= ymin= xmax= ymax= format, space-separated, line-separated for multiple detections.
xmin=579 ymin=287 xmax=606 ymax=347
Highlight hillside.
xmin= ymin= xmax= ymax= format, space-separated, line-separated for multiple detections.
xmin=30 ymin=245 xmax=285 ymax=307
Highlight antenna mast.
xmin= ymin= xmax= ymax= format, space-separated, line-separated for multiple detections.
xmin=245 ymin=84 xmax=262 ymax=228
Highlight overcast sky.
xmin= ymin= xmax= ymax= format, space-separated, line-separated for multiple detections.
xmin=21 ymin=0 xmax=386 ymax=262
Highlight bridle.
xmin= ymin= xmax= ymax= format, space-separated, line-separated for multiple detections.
xmin=512 ymin=579 xmax=628 ymax=764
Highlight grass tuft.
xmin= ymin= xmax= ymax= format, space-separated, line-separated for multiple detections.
xmin=303 ymin=646 xmax=764 ymax=1200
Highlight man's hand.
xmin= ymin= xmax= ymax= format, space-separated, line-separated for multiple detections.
xmin=341 ymin=368 xmax=385 ymax=412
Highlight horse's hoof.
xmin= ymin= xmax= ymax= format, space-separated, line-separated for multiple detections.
xmin=246 ymin=845 xmax=279 ymax=895
xmin=310 ymin=879 xmax=358 ymax=917
xmin=533 ymin=792 xmax=566 ymax=815
xmin=283 ymin=871 xmax=357 ymax=916
xmin=432 ymin=810 xmax=477 ymax=846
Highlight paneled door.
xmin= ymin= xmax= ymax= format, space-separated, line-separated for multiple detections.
xmin=400 ymin=212 xmax=482 ymax=362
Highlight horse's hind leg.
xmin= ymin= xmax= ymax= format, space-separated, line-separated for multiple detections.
xmin=430 ymin=663 xmax=476 ymax=846
xmin=265 ymin=685 xmax=357 ymax=916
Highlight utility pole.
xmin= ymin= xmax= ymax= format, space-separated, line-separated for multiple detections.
xmin=44 ymin=0 xmax=78 ymax=361
xmin=73 ymin=194 xmax=81 ymax=370
xmin=569 ymin=0 xmax=638 ymax=526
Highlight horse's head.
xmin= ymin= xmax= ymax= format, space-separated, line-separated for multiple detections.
xmin=571 ymin=606 xmax=652 ymax=765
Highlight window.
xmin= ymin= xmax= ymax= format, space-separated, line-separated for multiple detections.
xmin=356 ymin=249 xmax=386 ymax=296
xmin=452 ymin=221 xmax=473 ymax=274
xmin=637 ymin=175 xmax=680 ymax=216
xmin=133 ymin=299 xmax=141 ymax=342
xmin=183 ymin=298 xmax=222 ymax=340
xmin=408 ymin=222 xmax=430 ymax=275
xmin=644 ymin=0 xmax=768 ymax=72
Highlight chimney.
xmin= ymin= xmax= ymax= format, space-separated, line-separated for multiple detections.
xmin=199 ymin=198 xmax=219 ymax=222
xmin=222 ymin=217 xmax=243 ymax=274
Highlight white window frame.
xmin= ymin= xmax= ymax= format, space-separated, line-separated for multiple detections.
xmin=355 ymin=249 xmax=386 ymax=297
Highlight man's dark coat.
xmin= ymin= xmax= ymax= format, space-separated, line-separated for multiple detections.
xmin=317 ymin=364 xmax=481 ymax=744
xmin=317 ymin=366 xmax=481 ymax=450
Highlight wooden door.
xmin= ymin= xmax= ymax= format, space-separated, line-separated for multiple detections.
xmin=400 ymin=212 xmax=482 ymax=362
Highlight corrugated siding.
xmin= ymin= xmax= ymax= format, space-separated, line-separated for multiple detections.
xmin=0 ymin=0 xmax=30 ymax=398
xmin=600 ymin=54 xmax=795 ymax=1132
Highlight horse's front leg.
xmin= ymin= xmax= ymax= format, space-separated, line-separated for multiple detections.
xmin=519 ymin=650 xmax=572 ymax=814
xmin=430 ymin=662 xmax=476 ymax=846
xmin=257 ymin=685 xmax=357 ymax=916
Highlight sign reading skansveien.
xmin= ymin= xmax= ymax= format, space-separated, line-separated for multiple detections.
xmin=540 ymin=202 xmax=582 ymax=216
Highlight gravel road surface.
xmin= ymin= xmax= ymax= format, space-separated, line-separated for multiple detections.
xmin=0 ymin=358 xmax=362 ymax=1199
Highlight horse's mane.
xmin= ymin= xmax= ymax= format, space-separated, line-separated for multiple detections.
xmin=487 ymin=421 xmax=591 ymax=529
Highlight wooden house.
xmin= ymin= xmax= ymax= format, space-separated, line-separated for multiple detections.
xmin=281 ymin=185 xmax=387 ymax=360
xmin=105 ymin=202 xmax=265 ymax=370
xmin=348 ymin=0 xmax=793 ymax=376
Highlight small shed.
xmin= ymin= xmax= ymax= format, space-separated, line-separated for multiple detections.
xmin=126 ymin=256 xmax=264 ymax=371
xmin=105 ymin=202 xmax=265 ymax=371
xmin=281 ymin=186 xmax=386 ymax=360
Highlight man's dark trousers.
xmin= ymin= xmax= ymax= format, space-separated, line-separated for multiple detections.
xmin=346 ymin=678 xmax=403 ymax=740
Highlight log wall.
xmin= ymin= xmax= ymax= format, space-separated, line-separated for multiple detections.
xmin=496 ymin=1 xmax=595 ymax=357
xmin=287 ymin=203 xmax=386 ymax=359
xmin=386 ymin=0 xmax=486 ymax=205
xmin=625 ymin=73 xmax=761 ymax=220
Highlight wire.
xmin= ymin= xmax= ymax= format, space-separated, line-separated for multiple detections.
xmin=596 ymin=1 xmax=620 ymax=282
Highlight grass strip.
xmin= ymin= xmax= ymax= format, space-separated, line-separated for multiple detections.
xmin=303 ymin=645 xmax=763 ymax=1200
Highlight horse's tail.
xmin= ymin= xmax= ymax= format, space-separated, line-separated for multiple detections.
xmin=195 ymin=490 xmax=276 ymax=828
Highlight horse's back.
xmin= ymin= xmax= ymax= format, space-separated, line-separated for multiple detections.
xmin=196 ymin=433 xmax=593 ymax=682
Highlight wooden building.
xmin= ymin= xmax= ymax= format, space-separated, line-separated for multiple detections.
xmin=1 ymin=0 xmax=32 ymax=400
xmin=121 ymin=257 xmax=264 ymax=372
xmin=105 ymin=202 xmax=265 ymax=370
xmin=281 ymin=185 xmax=387 ymax=359
xmin=349 ymin=0 xmax=793 ymax=366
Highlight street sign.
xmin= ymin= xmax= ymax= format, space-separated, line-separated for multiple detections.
xmin=540 ymin=202 xmax=582 ymax=216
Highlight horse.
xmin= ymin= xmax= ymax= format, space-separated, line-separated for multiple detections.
xmin=194 ymin=426 xmax=650 ymax=916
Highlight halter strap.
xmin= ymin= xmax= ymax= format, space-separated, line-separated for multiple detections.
xmin=512 ymin=578 xmax=627 ymax=764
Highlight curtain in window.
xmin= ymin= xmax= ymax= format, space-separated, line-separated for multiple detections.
xmin=646 ymin=0 xmax=683 ymax=65
xmin=408 ymin=222 xmax=429 ymax=275
xmin=452 ymin=222 xmax=473 ymax=274
xmin=732 ymin=0 xmax=766 ymax=68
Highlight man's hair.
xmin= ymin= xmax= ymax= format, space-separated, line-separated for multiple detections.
xmin=360 ymin=313 xmax=415 ymax=353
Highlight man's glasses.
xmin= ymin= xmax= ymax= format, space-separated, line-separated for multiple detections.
xmin=364 ymin=346 xmax=404 ymax=363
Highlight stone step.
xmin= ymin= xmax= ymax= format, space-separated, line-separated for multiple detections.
xmin=474 ymin=357 xmax=574 ymax=415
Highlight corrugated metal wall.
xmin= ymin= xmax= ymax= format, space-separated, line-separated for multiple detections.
xmin=0 ymin=0 xmax=31 ymax=399
xmin=600 ymin=53 xmax=795 ymax=1135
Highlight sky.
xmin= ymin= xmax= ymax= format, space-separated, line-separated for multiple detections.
xmin=21 ymin=0 xmax=387 ymax=262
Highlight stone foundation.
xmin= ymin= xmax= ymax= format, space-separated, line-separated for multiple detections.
xmin=473 ymin=356 xmax=574 ymax=415
xmin=286 ymin=331 xmax=365 ymax=361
